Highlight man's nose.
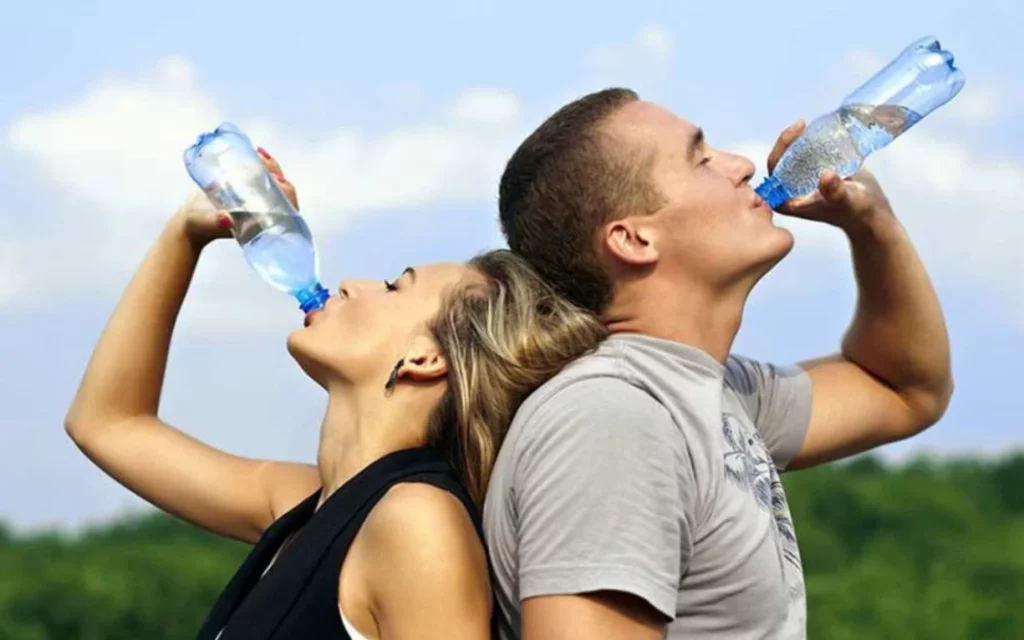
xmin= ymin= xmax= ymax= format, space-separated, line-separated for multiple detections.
xmin=720 ymin=151 xmax=757 ymax=186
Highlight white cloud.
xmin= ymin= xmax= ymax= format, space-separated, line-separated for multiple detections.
xmin=6 ymin=47 xmax=1022 ymax=332
xmin=845 ymin=49 xmax=885 ymax=81
xmin=7 ymin=59 xmax=521 ymax=227
xmin=943 ymin=85 xmax=999 ymax=125
xmin=448 ymin=89 xmax=521 ymax=126
xmin=3 ymin=58 xmax=524 ymax=324
xmin=873 ymin=132 xmax=1024 ymax=320
xmin=587 ymin=26 xmax=675 ymax=85
xmin=637 ymin=27 xmax=674 ymax=66
xmin=273 ymin=98 xmax=521 ymax=227
xmin=0 ymin=230 xmax=25 ymax=301
xmin=8 ymin=57 xmax=219 ymax=220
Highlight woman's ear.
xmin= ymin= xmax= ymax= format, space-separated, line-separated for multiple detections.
xmin=400 ymin=335 xmax=448 ymax=383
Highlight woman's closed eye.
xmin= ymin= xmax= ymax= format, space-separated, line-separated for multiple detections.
xmin=384 ymin=279 xmax=399 ymax=292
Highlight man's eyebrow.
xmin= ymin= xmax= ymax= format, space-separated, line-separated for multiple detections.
xmin=688 ymin=128 xmax=705 ymax=161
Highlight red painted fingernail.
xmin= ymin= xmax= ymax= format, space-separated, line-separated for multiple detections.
xmin=273 ymin=172 xmax=287 ymax=182
xmin=216 ymin=215 xmax=234 ymax=230
xmin=257 ymin=147 xmax=272 ymax=159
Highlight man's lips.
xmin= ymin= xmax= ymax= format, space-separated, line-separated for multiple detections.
xmin=753 ymin=193 xmax=772 ymax=216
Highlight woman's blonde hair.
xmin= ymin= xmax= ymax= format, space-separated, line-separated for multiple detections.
xmin=426 ymin=249 xmax=608 ymax=505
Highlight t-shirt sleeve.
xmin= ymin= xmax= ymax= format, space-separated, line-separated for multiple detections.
xmin=512 ymin=377 xmax=695 ymax=620
xmin=724 ymin=355 xmax=813 ymax=470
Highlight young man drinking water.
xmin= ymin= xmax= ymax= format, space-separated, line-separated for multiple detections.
xmin=484 ymin=88 xmax=954 ymax=639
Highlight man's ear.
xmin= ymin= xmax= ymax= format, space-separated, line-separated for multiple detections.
xmin=602 ymin=217 xmax=660 ymax=267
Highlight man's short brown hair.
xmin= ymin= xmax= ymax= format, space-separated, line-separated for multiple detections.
xmin=498 ymin=88 xmax=664 ymax=314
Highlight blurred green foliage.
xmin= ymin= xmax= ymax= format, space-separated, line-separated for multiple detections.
xmin=1 ymin=453 xmax=1021 ymax=639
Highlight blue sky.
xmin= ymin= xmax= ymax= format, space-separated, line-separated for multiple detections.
xmin=1 ymin=0 xmax=1021 ymax=530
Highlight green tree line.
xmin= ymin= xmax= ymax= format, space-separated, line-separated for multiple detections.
xmin=2 ymin=453 xmax=1022 ymax=639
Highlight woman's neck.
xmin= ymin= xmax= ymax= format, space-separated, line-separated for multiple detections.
xmin=314 ymin=382 xmax=438 ymax=504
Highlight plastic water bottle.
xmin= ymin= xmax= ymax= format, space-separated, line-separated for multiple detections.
xmin=183 ymin=123 xmax=330 ymax=313
xmin=756 ymin=36 xmax=965 ymax=208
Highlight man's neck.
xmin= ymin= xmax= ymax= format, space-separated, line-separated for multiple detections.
xmin=314 ymin=384 xmax=435 ymax=503
xmin=604 ymin=278 xmax=747 ymax=363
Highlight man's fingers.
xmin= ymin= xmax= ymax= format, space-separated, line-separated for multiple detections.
xmin=819 ymin=171 xmax=848 ymax=203
xmin=783 ymin=192 xmax=823 ymax=212
xmin=766 ymin=120 xmax=806 ymax=174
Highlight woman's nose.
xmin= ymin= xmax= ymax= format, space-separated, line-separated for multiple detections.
xmin=337 ymin=279 xmax=378 ymax=299
xmin=337 ymin=280 xmax=356 ymax=299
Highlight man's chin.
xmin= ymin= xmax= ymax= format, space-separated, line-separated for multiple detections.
xmin=764 ymin=227 xmax=797 ymax=265
xmin=744 ymin=233 xmax=796 ymax=286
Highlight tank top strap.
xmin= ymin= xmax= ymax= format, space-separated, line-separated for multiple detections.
xmin=197 ymin=489 xmax=320 ymax=639
xmin=200 ymin=447 xmax=451 ymax=640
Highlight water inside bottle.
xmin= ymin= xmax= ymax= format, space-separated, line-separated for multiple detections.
xmin=843 ymin=103 xmax=923 ymax=154
xmin=231 ymin=211 xmax=319 ymax=295
xmin=772 ymin=103 xmax=922 ymax=199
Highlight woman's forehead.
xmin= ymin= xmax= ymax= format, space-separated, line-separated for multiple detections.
xmin=409 ymin=262 xmax=478 ymax=288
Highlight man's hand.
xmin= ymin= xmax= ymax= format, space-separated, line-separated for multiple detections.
xmin=765 ymin=120 xmax=894 ymax=233
xmin=762 ymin=120 xmax=953 ymax=471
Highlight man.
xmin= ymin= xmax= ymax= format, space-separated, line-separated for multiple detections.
xmin=483 ymin=88 xmax=953 ymax=639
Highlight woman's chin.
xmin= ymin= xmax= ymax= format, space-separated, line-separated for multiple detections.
xmin=285 ymin=329 xmax=307 ymax=361
xmin=286 ymin=332 xmax=327 ymax=384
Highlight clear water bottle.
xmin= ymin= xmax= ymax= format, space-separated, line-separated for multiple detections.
xmin=183 ymin=123 xmax=330 ymax=313
xmin=756 ymin=36 xmax=966 ymax=208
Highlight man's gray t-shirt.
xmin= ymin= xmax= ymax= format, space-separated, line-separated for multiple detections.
xmin=483 ymin=334 xmax=813 ymax=639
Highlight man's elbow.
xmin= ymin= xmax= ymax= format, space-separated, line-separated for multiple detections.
xmin=902 ymin=375 xmax=955 ymax=437
xmin=924 ymin=373 xmax=955 ymax=427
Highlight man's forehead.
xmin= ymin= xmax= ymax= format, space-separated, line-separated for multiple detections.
xmin=608 ymin=100 xmax=699 ymax=141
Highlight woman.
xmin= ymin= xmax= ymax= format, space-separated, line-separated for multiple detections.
xmin=64 ymin=153 xmax=606 ymax=639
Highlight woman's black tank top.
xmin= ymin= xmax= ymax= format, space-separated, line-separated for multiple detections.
xmin=196 ymin=447 xmax=493 ymax=639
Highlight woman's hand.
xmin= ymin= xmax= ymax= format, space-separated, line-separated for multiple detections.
xmin=174 ymin=149 xmax=300 ymax=250
xmin=174 ymin=190 xmax=233 ymax=250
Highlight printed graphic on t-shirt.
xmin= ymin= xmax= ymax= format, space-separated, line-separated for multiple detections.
xmin=722 ymin=413 xmax=804 ymax=599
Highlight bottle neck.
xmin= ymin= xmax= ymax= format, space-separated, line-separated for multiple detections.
xmin=754 ymin=175 xmax=791 ymax=209
xmin=296 ymin=282 xmax=331 ymax=313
